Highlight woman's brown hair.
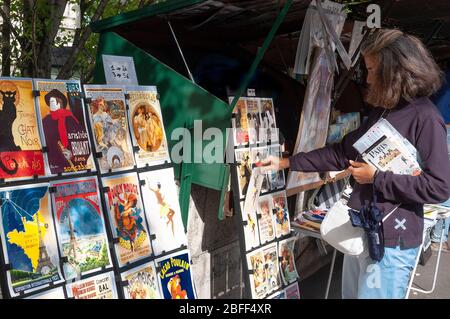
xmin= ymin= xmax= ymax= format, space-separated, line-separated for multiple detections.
xmin=361 ymin=28 xmax=443 ymax=108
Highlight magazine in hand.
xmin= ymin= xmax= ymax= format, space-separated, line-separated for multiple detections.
xmin=353 ymin=118 xmax=421 ymax=175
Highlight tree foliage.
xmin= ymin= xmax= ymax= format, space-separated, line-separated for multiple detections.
xmin=0 ymin=0 xmax=162 ymax=81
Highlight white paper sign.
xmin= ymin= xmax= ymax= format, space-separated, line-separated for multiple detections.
xmin=102 ymin=54 xmax=138 ymax=85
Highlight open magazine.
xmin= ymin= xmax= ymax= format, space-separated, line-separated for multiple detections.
xmin=353 ymin=118 xmax=421 ymax=175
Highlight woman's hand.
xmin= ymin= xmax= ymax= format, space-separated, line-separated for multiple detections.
xmin=348 ymin=160 xmax=377 ymax=184
xmin=260 ymin=156 xmax=290 ymax=173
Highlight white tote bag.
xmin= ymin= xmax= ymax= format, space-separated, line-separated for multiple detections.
xmin=320 ymin=195 xmax=400 ymax=256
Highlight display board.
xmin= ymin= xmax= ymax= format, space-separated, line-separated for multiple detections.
xmin=0 ymin=77 xmax=193 ymax=299
xmin=229 ymin=92 xmax=300 ymax=299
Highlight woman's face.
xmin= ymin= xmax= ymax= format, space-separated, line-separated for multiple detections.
xmin=364 ymin=54 xmax=378 ymax=86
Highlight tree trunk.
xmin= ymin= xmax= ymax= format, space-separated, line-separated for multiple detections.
xmin=57 ymin=0 xmax=108 ymax=79
xmin=1 ymin=0 xmax=11 ymax=76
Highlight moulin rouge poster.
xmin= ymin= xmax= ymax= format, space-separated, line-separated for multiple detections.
xmin=0 ymin=78 xmax=45 ymax=179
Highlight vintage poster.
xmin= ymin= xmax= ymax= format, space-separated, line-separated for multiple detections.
xmin=250 ymin=146 xmax=270 ymax=193
xmin=0 ymin=78 xmax=45 ymax=180
xmin=126 ymin=86 xmax=170 ymax=167
xmin=278 ymin=237 xmax=299 ymax=285
xmin=121 ymin=261 xmax=161 ymax=299
xmin=66 ymin=271 xmax=118 ymax=299
xmin=240 ymin=202 xmax=260 ymax=252
xmin=245 ymin=98 xmax=262 ymax=145
xmin=84 ymin=85 xmax=134 ymax=172
xmin=229 ymin=96 xmax=249 ymax=147
xmin=257 ymin=194 xmax=276 ymax=244
xmin=34 ymin=79 xmax=94 ymax=174
xmin=259 ymin=98 xmax=278 ymax=143
xmin=155 ymin=250 xmax=196 ymax=299
xmin=139 ymin=168 xmax=187 ymax=256
xmin=287 ymin=49 xmax=333 ymax=190
xmin=242 ymin=167 xmax=264 ymax=219
xmin=51 ymin=178 xmax=111 ymax=279
xmin=235 ymin=148 xmax=253 ymax=199
xmin=26 ymin=286 xmax=65 ymax=299
xmin=102 ymin=173 xmax=152 ymax=267
xmin=267 ymin=145 xmax=285 ymax=191
xmin=246 ymin=243 xmax=281 ymax=299
xmin=271 ymin=191 xmax=291 ymax=238
xmin=284 ymin=282 xmax=301 ymax=299
xmin=0 ymin=184 xmax=63 ymax=297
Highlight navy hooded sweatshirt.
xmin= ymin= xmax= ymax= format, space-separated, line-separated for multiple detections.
xmin=289 ymin=97 xmax=450 ymax=248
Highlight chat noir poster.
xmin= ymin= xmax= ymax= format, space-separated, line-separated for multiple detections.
xmin=0 ymin=78 xmax=44 ymax=180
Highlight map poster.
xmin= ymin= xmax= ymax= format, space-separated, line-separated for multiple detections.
xmin=229 ymin=97 xmax=249 ymax=147
xmin=257 ymin=194 xmax=276 ymax=244
xmin=259 ymin=98 xmax=278 ymax=144
xmin=34 ymin=79 xmax=94 ymax=175
xmin=126 ymin=86 xmax=170 ymax=167
xmin=66 ymin=271 xmax=118 ymax=299
xmin=284 ymin=282 xmax=301 ymax=299
xmin=139 ymin=168 xmax=186 ymax=256
xmin=102 ymin=173 xmax=152 ymax=267
xmin=121 ymin=261 xmax=161 ymax=299
xmin=271 ymin=191 xmax=291 ymax=238
xmin=278 ymin=237 xmax=299 ymax=285
xmin=235 ymin=148 xmax=253 ymax=199
xmin=0 ymin=184 xmax=63 ymax=297
xmin=246 ymin=243 xmax=281 ymax=299
xmin=155 ymin=250 xmax=196 ymax=299
xmin=51 ymin=177 xmax=111 ymax=279
xmin=240 ymin=202 xmax=260 ymax=252
xmin=26 ymin=286 xmax=65 ymax=299
xmin=0 ymin=78 xmax=45 ymax=180
xmin=83 ymin=85 xmax=134 ymax=173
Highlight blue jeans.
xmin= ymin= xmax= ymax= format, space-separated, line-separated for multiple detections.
xmin=431 ymin=217 xmax=450 ymax=243
xmin=342 ymin=245 xmax=420 ymax=299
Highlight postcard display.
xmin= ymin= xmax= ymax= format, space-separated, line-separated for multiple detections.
xmin=0 ymin=78 xmax=194 ymax=299
xmin=230 ymin=94 xmax=300 ymax=299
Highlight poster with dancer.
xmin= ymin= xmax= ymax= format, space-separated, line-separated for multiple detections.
xmin=51 ymin=178 xmax=112 ymax=279
xmin=121 ymin=261 xmax=161 ymax=299
xmin=66 ymin=271 xmax=118 ymax=299
xmin=235 ymin=148 xmax=252 ymax=199
xmin=271 ymin=191 xmax=291 ymax=238
xmin=229 ymin=97 xmax=249 ymax=147
xmin=240 ymin=202 xmax=260 ymax=251
xmin=102 ymin=173 xmax=152 ymax=267
xmin=34 ymin=79 xmax=94 ymax=174
xmin=155 ymin=250 xmax=196 ymax=299
xmin=259 ymin=98 xmax=278 ymax=143
xmin=126 ymin=86 xmax=170 ymax=167
xmin=84 ymin=85 xmax=134 ymax=172
xmin=0 ymin=184 xmax=63 ymax=298
xmin=246 ymin=243 xmax=281 ymax=299
xmin=139 ymin=168 xmax=186 ymax=256
xmin=257 ymin=194 xmax=276 ymax=244
xmin=278 ymin=237 xmax=299 ymax=285
xmin=0 ymin=78 xmax=45 ymax=180
xmin=26 ymin=286 xmax=65 ymax=299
